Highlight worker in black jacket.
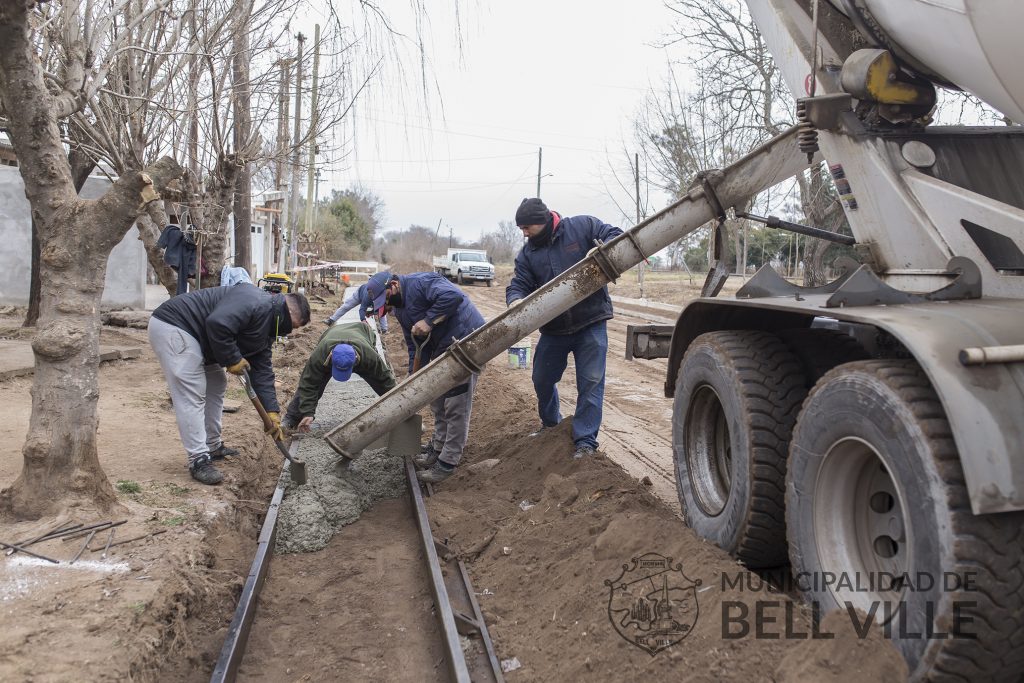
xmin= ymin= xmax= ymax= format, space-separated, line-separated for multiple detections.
xmin=148 ymin=284 xmax=310 ymax=484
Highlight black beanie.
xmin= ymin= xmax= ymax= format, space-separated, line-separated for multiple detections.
xmin=515 ymin=197 xmax=550 ymax=227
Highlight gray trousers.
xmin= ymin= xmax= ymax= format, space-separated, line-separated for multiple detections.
xmin=148 ymin=316 xmax=227 ymax=464
xmin=429 ymin=373 xmax=478 ymax=467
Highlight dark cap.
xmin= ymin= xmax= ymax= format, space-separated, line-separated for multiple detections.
xmin=515 ymin=198 xmax=550 ymax=227
xmin=365 ymin=271 xmax=393 ymax=311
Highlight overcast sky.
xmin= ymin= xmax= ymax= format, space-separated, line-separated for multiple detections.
xmin=311 ymin=0 xmax=683 ymax=244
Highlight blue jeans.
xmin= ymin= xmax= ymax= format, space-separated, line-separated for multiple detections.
xmin=532 ymin=320 xmax=608 ymax=449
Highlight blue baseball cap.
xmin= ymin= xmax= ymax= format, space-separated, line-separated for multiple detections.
xmin=365 ymin=271 xmax=392 ymax=312
xmin=331 ymin=344 xmax=357 ymax=382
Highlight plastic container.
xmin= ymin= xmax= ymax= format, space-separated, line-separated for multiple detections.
xmin=508 ymin=337 xmax=532 ymax=369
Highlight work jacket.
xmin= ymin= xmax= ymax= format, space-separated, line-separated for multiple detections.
xmin=152 ymin=284 xmax=292 ymax=411
xmin=295 ymin=321 xmax=397 ymax=417
xmin=392 ymin=272 xmax=485 ymax=372
xmin=506 ymin=214 xmax=623 ymax=335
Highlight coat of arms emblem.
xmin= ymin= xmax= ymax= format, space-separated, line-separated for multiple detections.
xmin=604 ymin=552 xmax=701 ymax=655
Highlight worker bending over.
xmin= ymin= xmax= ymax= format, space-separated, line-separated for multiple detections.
xmin=324 ymin=281 xmax=389 ymax=333
xmin=148 ymin=284 xmax=311 ymax=484
xmin=284 ymin=320 xmax=397 ymax=431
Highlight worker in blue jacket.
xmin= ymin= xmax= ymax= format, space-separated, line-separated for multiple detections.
xmin=505 ymin=198 xmax=623 ymax=459
xmin=365 ymin=270 xmax=485 ymax=483
xmin=324 ymin=281 xmax=389 ymax=333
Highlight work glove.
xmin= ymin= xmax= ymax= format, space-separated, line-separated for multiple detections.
xmin=264 ymin=411 xmax=284 ymax=441
xmin=226 ymin=358 xmax=250 ymax=376
xmin=507 ymin=298 xmax=524 ymax=309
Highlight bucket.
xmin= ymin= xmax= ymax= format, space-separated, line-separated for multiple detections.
xmin=508 ymin=337 xmax=532 ymax=369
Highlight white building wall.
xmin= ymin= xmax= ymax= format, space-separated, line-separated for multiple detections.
xmin=0 ymin=165 xmax=146 ymax=309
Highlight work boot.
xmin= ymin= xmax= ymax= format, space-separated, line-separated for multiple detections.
xmin=572 ymin=443 xmax=596 ymax=460
xmin=529 ymin=424 xmax=555 ymax=438
xmin=417 ymin=461 xmax=455 ymax=483
xmin=209 ymin=443 xmax=239 ymax=461
xmin=189 ymin=454 xmax=224 ymax=485
xmin=323 ymin=317 xmax=335 ymax=326
xmin=413 ymin=444 xmax=440 ymax=469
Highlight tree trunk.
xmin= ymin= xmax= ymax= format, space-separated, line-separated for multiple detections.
xmin=198 ymin=153 xmax=243 ymax=288
xmin=804 ymin=236 xmax=831 ymax=287
xmin=231 ymin=0 xmax=253 ymax=274
xmin=797 ymin=163 xmax=833 ymax=287
xmin=0 ymin=2 xmax=184 ymax=519
xmin=138 ymin=206 xmax=178 ymax=296
xmin=24 ymin=149 xmax=95 ymax=327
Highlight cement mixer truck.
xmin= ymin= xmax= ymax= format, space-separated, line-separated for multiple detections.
xmin=326 ymin=1 xmax=1024 ymax=678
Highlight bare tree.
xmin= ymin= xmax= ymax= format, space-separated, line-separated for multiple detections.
xmin=634 ymin=0 xmax=848 ymax=278
xmin=0 ymin=1 xmax=183 ymax=518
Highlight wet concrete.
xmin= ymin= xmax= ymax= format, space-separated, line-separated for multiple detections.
xmin=274 ymin=376 xmax=407 ymax=554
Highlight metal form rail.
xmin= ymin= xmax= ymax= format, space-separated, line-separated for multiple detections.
xmin=209 ymin=447 xmax=503 ymax=683
xmin=210 ymin=461 xmax=289 ymax=683
xmin=404 ymin=458 xmax=504 ymax=683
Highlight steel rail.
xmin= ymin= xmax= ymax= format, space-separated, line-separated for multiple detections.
xmin=210 ymin=459 xmax=290 ymax=683
xmin=405 ymin=457 xmax=473 ymax=683
xmin=414 ymin=464 xmax=505 ymax=683
xmin=210 ymin=448 xmax=504 ymax=683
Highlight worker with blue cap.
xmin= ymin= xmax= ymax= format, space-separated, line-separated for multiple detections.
xmin=282 ymin=319 xmax=397 ymax=432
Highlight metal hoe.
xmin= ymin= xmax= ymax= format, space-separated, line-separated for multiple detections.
xmin=238 ymin=369 xmax=308 ymax=485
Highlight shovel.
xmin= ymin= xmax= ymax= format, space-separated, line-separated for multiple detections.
xmin=412 ymin=331 xmax=432 ymax=373
xmin=238 ymin=369 xmax=308 ymax=485
xmin=411 ymin=315 xmax=446 ymax=374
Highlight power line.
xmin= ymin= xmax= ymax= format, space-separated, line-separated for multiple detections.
xmin=364 ymin=151 xmax=536 ymax=163
xmin=360 ymin=115 xmax=609 ymax=154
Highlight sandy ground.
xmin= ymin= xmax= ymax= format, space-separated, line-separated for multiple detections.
xmin=0 ymin=273 xmax=907 ymax=682
xmin=0 ymin=305 xmax=321 ymax=682
xmin=232 ymin=274 xmax=906 ymax=683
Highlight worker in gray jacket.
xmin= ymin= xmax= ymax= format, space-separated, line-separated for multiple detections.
xmin=148 ymin=284 xmax=310 ymax=484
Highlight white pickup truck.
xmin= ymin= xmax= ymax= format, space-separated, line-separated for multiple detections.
xmin=432 ymin=248 xmax=495 ymax=287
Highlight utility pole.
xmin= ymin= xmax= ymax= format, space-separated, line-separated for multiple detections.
xmin=231 ymin=0 xmax=253 ymax=274
xmin=287 ymin=32 xmax=305 ymax=275
xmin=313 ymin=169 xmax=322 ymax=231
xmin=449 ymin=226 xmax=454 ymax=248
xmin=635 ymin=152 xmax=645 ymax=299
xmin=301 ymin=25 xmax=321 ymax=290
xmin=303 ymin=24 xmax=321 ymax=239
xmin=536 ymin=146 xmax=542 ymax=198
xmin=276 ymin=57 xmax=292 ymax=271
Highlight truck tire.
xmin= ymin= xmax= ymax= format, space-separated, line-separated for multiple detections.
xmin=672 ymin=330 xmax=807 ymax=568
xmin=779 ymin=327 xmax=869 ymax=386
xmin=486 ymin=278 xmax=493 ymax=287
xmin=786 ymin=360 xmax=1024 ymax=681
xmin=457 ymin=271 xmax=465 ymax=285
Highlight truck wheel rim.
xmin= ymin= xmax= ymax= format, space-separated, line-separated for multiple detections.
xmin=813 ymin=437 xmax=909 ymax=616
xmin=685 ymin=384 xmax=732 ymax=517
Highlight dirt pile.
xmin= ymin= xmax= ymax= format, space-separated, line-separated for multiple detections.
xmin=424 ymin=366 xmax=908 ymax=682
xmin=775 ymin=611 xmax=909 ymax=682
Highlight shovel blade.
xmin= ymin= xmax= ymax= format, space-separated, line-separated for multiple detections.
xmin=289 ymin=459 xmax=308 ymax=485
